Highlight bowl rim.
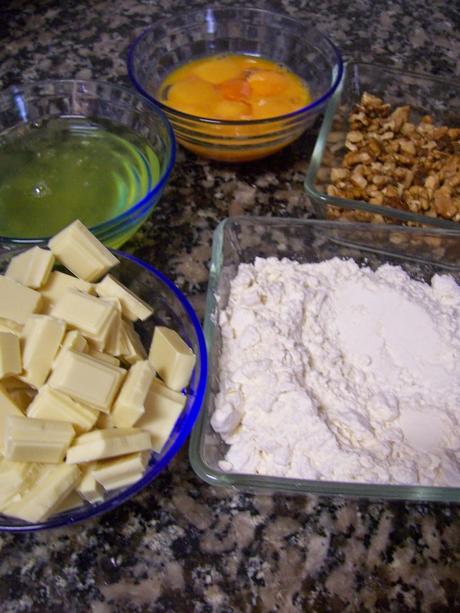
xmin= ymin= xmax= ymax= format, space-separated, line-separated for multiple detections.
xmin=304 ymin=60 xmax=460 ymax=231
xmin=0 ymin=249 xmax=208 ymax=532
xmin=0 ymin=78 xmax=176 ymax=244
xmin=127 ymin=6 xmax=344 ymax=126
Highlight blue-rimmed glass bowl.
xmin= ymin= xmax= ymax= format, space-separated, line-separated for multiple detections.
xmin=128 ymin=7 xmax=343 ymax=162
xmin=0 ymin=249 xmax=207 ymax=531
xmin=0 ymin=80 xmax=176 ymax=248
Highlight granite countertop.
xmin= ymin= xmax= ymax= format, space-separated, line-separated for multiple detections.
xmin=1 ymin=0 xmax=460 ymax=611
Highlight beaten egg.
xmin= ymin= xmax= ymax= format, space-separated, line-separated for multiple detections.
xmin=158 ymin=54 xmax=311 ymax=161
xmin=159 ymin=54 xmax=310 ymax=120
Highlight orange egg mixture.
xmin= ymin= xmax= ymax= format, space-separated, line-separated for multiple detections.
xmin=158 ymin=54 xmax=311 ymax=161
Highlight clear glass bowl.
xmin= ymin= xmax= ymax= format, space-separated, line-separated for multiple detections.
xmin=0 ymin=80 xmax=176 ymax=248
xmin=0 ymin=249 xmax=207 ymax=531
xmin=304 ymin=62 xmax=460 ymax=230
xmin=128 ymin=7 xmax=343 ymax=162
xmin=189 ymin=216 xmax=460 ymax=501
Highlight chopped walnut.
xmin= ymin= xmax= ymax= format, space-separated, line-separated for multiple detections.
xmin=325 ymin=93 xmax=460 ymax=224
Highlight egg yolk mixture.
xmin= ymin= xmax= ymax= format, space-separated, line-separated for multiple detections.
xmin=159 ymin=54 xmax=311 ymax=121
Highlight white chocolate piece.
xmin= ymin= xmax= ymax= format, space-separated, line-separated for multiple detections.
xmin=48 ymin=219 xmax=119 ymax=282
xmin=150 ymin=377 xmax=187 ymax=405
xmin=111 ymin=361 xmax=155 ymax=427
xmin=92 ymin=452 xmax=149 ymax=491
xmin=87 ymin=348 xmax=120 ymax=366
xmin=96 ymin=275 xmax=153 ymax=322
xmin=0 ymin=382 xmax=23 ymax=454
xmin=51 ymin=489 xmax=83 ymax=515
xmin=4 ymin=415 xmax=75 ymax=463
xmin=27 ymin=386 xmax=99 ymax=434
xmin=40 ymin=271 xmax=94 ymax=310
xmin=48 ymin=350 xmax=126 ymax=412
xmin=2 ymin=463 xmax=80 ymax=522
xmin=0 ymin=276 xmax=42 ymax=325
xmin=2 ymin=377 xmax=32 ymax=393
xmin=0 ymin=460 xmax=29 ymax=508
xmin=51 ymin=290 xmax=117 ymax=347
xmin=148 ymin=326 xmax=196 ymax=392
xmin=76 ymin=464 xmax=105 ymax=503
xmin=95 ymin=412 xmax=114 ymax=429
xmin=61 ymin=330 xmax=89 ymax=354
xmin=21 ymin=315 xmax=66 ymax=388
xmin=66 ymin=428 xmax=151 ymax=464
xmin=0 ymin=318 xmax=22 ymax=336
xmin=54 ymin=330 xmax=88 ymax=368
xmin=104 ymin=298 xmax=124 ymax=356
xmin=2 ymin=378 xmax=36 ymax=411
xmin=0 ymin=461 xmax=42 ymax=510
xmin=120 ymin=320 xmax=147 ymax=364
xmin=8 ymin=388 xmax=36 ymax=412
xmin=0 ymin=332 xmax=21 ymax=378
xmin=5 ymin=247 xmax=54 ymax=289
xmin=136 ymin=383 xmax=186 ymax=452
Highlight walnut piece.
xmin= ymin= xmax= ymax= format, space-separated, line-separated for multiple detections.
xmin=325 ymin=93 xmax=460 ymax=224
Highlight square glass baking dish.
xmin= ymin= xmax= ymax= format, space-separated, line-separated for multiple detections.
xmin=304 ymin=61 xmax=460 ymax=230
xmin=189 ymin=216 xmax=460 ymax=501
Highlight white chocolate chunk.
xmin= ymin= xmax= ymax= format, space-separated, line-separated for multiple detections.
xmin=76 ymin=464 xmax=105 ymax=503
xmin=96 ymin=411 xmax=117 ymax=429
xmin=4 ymin=415 xmax=75 ymax=463
xmin=21 ymin=315 xmax=66 ymax=388
xmin=54 ymin=330 xmax=88 ymax=367
xmin=40 ymin=271 xmax=94 ymax=310
xmin=51 ymin=489 xmax=84 ymax=515
xmin=148 ymin=326 xmax=196 ymax=391
xmin=101 ymin=298 xmax=123 ymax=355
xmin=96 ymin=275 xmax=153 ymax=322
xmin=61 ymin=330 xmax=89 ymax=354
xmin=0 ymin=276 xmax=42 ymax=325
xmin=48 ymin=350 xmax=126 ymax=412
xmin=0 ymin=460 xmax=30 ymax=508
xmin=136 ymin=383 xmax=186 ymax=452
xmin=0 ymin=382 xmax=23 ymax=454
xmin=8 ymin=388 xmax=36 ymax=412
xmin=149 ymin=377 xmax=187 ymax=405
xmin=5 ymin=247 xmax=54 ymax=289
xmin=0 ymin=461 xmax=42 ymax=510
xmin=66 ymin=428 xmax=151 ymax=464
xmin=2 ymin=377 xmax=32 ymax=393
xmin=2 ymin=463 xmax=80 ymax=522
xmin=111 ymin=361 xmax=155 ymax=427
xmin=27 ymin=386 xmax=99 ymax=434
xmin=50 ymin=290 xmax=116 ymax=347
xmin=0 ymin=332 xmax=21 ymax=379
xmin=0 ymin=318 xmax=22 ymax=336
xmin=48 ymin=219 xmax=119 ymax=282
xmin=92 ymin=452 xmax=149 ymax=491
xmin=120 ymin=320 xmax=147 ymax=364
xmin=87 ymin=348 xmax=120 ymax=366
xmin=3 ymin=378 xmax=36 ymax=411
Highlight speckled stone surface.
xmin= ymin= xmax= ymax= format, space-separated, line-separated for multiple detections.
xmin=1 ymin=0 xmax=460 ymax=611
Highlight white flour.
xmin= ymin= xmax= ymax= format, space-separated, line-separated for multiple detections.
xmin=211 ymin=257 xmax=460 ymax=486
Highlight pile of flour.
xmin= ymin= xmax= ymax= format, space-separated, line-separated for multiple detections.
xmin=211 ymin=257 xmax=460 ymax=486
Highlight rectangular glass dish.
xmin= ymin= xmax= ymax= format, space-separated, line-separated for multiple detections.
xmin=189 ymin=217 xmax=460 ymax=501
xmin=304 ymin=61 xmax=460 ymax=230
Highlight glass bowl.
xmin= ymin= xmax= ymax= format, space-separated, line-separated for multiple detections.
xmin=0 ymin=80 xmax=176 ymax=248
xmin=304 ymin=62 xmax=460 ymax=230
xmin=127 ymin=7 xmax=343 ymax=162
xmin=0 ymin=249 xmax=207 ymax=531
xmin=189 ymin=216 xmax=460 ymax=501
